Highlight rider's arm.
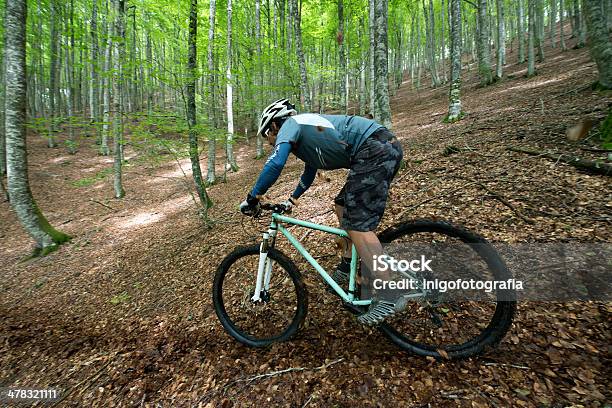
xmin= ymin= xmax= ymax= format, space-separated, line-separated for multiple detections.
xmin=291 ymin=164 xmax=317 ymax=199
xmin=250 ymin=142 xmax=292 ymax=197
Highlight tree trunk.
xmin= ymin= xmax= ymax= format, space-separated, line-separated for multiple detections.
xmin=101 ymin=0 xmax=111 ymax=156
xmin=423 ymin=0 xmax=441 ymax=87
xmin=338 ymin=0 xmax=346 ymax=113
xmin=495 ymin=0 xmax=505 ymax=78
xmin=528 ymin=0 xmax=536 ymax=75
xmin=578 ymin=0 xmax=587 ymax=46
xmin=187 ymin=0 xmax=212 ymax=213
xmin=447 ymin=0 xmax=462 ymax=122
xmin=0 ymin=3 xmax=6 ymax=183
xmin=518 ymin=0 xmax=526 ymax=62
xmin=160 ymin=42 xmax=166 ymax=109
xmin=48 ymin=0 xmax=58 ymax=147
xmin=91 ymin=0 xmax=100 ymax=143
xmin=373 ymin=0 xmax=391 ymax=128
xmin=5 ymin=0 xmax=70 ymax=254
xmin=536 ymin=0 xmax=545 ymax=60
xmin=112 ymin=0 xmax=125 ymax=198
xmin=560 ymin=0 xmax=567 ymax=50
xmin=440 ymin=0 xmax=447 ymax=83
xmin=416 ymin=15 xmax=422 ymax=88
xmin=584 ymin=0 xmax=612 ymax=88
xmin=550 ymin=0 xmax=557 ymax=48
xmin=66 ymin=0 xmax=76 ymax=154
xmin=293 ymin=0 xmax=311 ymax=110
xmin=255 ymin=0 xmax=264 ymax=159
xmin=207 ymin=0 xmax=217 ymax=183
xmin=226 ymin=0 xmax=238 ymax=172
xmin=130 ymin=7 xmax=137 ymax=112
xmin=477 ymin=0 xmax=493 ymax=85
xmin=36 ymin=0 xmax=46 ymax=118
xmin=146 ymin=22 xmax=153 ymax=116
xmin=369 ymin=0 xmax=375 ymax=114
xmin=358 ymin=20 xmax=366 ymax=115
xmin=573 ymin=0 xmax=581 ymax=41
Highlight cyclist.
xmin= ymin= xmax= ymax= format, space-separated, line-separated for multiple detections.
xmin=239 ymin=99 xmax=404 ymax=325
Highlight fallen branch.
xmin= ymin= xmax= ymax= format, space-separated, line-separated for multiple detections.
xmin=198 ymin=358 xmax=344 ymax=404
xmin=453 ymin=176 xmax=535 ymax=224
xmin=482 ymin=190 xmax=535 ymax=225
xmin=233 ymin=358 xmax=344 ymax=384
xmin=580 ymin=147 xmax=612 ymax=153
xmin=89 ymin=198 xmax=116 ymax=212
xmin=507 ymin=146 xmax=612 ymax=176
xmin=484 ymin=362 xmax=530 ymax=370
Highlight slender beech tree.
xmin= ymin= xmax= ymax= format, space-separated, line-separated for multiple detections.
xmin=145 ymin=15 xmax=153 ymax=116
xmin=477 ymin=0 xmax=493 ymax=85
xmin=91 ymin=0 xmax=101 ymax=143
xmin=67 ymin=0 xmax=76 ymax=154
xmin=5 ymin=0 xmax=70 ymax=255
xmin=447 ymin=0 xmax=462 ymax=122
xmin=255 ymin=0 xmax=265 ymax=159
xmin=48 ymin=0 xmax=58 ymax=147
xmin=560 ymin=0 xmax=567 ymax=50
xmin=528 ymin=0 xmax=536 ymax=76
xmin=206 ymin=0 xmax=217 ymax=183
xmin=440 ymin=0 xmax=446 ymax=83
xmin=338 ymin=0 xmax=347 ymax=112
xmin=575 ymin=0 xmax=586 ymax=47
xmin=584 ymin=0 xmax=612 ymax=88
xmin=550 ymin=0 xmax=557 ymax=48
xmin=535 ymin=0 xmax=545 ymax=61
xmin=369 ymin=0 xmax=375 ymax=113
xmin=112 ymin=0 xmax=126 ymax=198
xmin=518 ymin=0 xmax=526 ymax=63
xmin=101 ymin=0 xmax=112 ymax=156
xmin=495 ymin=0 xmax=505 ymax=78
xmin=1 ymin=3 xmax=6 ymax=197
xmin=293 ymin=0 xmax=311 ymax=110
xmin=358 ymin=20 xmax=366 ymax=115
xmin=187 ymin=0 xmax=212 ymax=213
xmin=423 ymin=0 xmax=441 ymax=87
xmin=226 ymin=0 xmax=238 ymax=172
xmin=372 ymin=0 xmax=391 ymax=128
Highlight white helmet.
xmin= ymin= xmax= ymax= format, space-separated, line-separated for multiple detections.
xmin=257 ymin=99 xmax=297 ymax=136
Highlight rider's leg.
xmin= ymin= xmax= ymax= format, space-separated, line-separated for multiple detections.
xmin=334 ymin=203 xmax=352 ymax=259
xmin=338 ymin=129 xmax=403 ymax=325
xmin=346 ymin=230 xmax=383 ymax=273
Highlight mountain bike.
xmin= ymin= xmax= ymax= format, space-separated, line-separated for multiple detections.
xmin=212 ymin=203 xmax=516 ymax=359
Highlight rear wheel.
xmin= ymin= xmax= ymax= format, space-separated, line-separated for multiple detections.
xmin=375 ymin=220 xmax=516 ymax=359
xmin=213 ymin=245 xmax=308 ymax=347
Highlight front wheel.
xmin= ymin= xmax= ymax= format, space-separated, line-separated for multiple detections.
xmin=375 ymin=220 xmax=516 ymax=359
xmin=213 ymin=245 xmax=308 ymax=347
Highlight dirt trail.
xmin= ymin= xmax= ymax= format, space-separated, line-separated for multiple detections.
xmin=1 ymin=35 xmax=610 ymax=407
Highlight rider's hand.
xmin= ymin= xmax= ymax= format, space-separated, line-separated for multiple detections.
xmin=280 ymin=197 xmax=297 ymax=213
xmin=240 ymin=194 xmax=261 ymax=217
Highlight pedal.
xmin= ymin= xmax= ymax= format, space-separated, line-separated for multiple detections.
xmin=341 ymin=301 xmax=365 ymax=315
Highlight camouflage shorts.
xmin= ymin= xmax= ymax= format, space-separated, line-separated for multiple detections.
xmin=334 ymin=128 xmax=403 ymax=232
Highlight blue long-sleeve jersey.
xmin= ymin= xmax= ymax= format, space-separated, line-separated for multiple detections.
xmin=251 ymin=142 xmax=317 ymax=199
xmin=250 ymin=113 xmax=383 ymax=199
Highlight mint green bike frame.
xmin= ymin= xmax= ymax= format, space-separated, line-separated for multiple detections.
xmin=250 ymin=211 xmax=373 ymax=307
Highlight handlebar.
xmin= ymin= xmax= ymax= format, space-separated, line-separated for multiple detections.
xmin=260 ymin=202 xmax=291 ymax=215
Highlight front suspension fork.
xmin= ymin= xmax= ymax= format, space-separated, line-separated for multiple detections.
xmin=251 ymin=227 xmax=277 ymax=302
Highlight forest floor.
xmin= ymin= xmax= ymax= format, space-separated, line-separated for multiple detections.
xmin=1 ymin=35 xmax=611 ymax=407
